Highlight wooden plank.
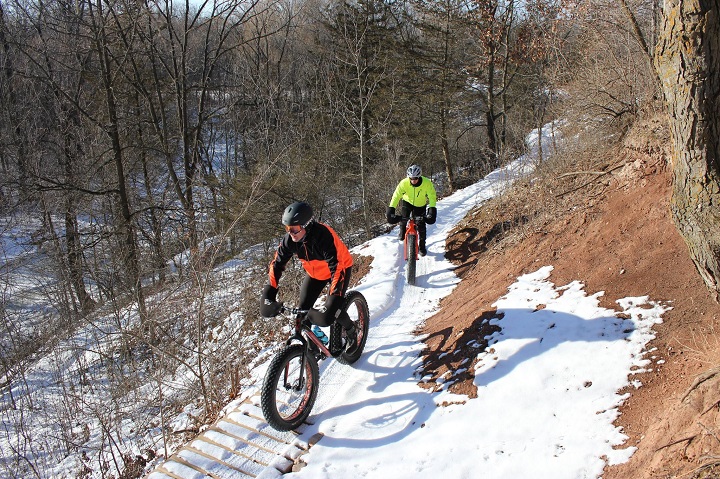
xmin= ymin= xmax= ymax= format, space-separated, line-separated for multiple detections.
xmin=195 ymin=435 xmax=269 ymax=467
xmin=237 ymin=408 xmax=265 ymax=424
xmin=168 ymin=454 xmax=222 ymax=479
xmin=221 ymin=416 xmax=294 ymax=447
xmin=184 ymin=445 xmax=256 ymax=478
xmin=232 ymin=397 xmax=304 ymax=438
xmin=208 ymin=425 xmax=278 ymax=456
xmin=146 ymin=465 xmax=185 ymax=479
xmin=215 ymin=418 xmax=305 ymax=466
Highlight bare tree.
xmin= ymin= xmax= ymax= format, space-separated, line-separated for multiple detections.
xmin=320 ymin=0 xmax=396 ymax=239
xmin=655 ymin=2 xmax=720 ymax=301
xmin=560 ymin=1 xmax=658 ymax=126
xmin=410 ymin=0 xmax=472 ymax=192
xmin=111 ymin=0 xmax=296 ymax=274
xmin=85 ymin=0 xmax=149 ymax=323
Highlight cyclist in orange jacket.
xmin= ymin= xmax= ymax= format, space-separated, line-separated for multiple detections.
xmin=260 ymin=201 xmax=357 ymax=353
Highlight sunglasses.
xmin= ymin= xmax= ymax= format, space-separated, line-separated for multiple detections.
xmin=410 ymin=177 xmax=420 ymax=181
xmin=285 ymin=225 xmax=303 ymax=234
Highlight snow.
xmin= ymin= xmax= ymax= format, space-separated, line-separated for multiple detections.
xmin=173 ymin=121 xmax=667 ymax=479
xmin=262 ymin=199 xmax=667 ymax=479
xmin=2 ymin=121 xmax=671 ymax=478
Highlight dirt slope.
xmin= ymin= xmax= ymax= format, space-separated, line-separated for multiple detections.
xmin=419 ymin=122 xmax=720 ymax=478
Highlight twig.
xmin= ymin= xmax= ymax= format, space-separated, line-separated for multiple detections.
xmin=676 ymin=459 xmax=720 ymax=478
xmin=682 ymin=365 xmax=720 ymax=402
xmin=702 ymin=399 xmax=720 ymax=416
xmin=555 ymin=162 xmax=627 ymax=198
xmin=655 ymin=435 xmax=696 ymax=452
xmin=698 ymin=422 xmax=720 ymax=445
xmin=557 ymin=171 xmax=609 ymax=179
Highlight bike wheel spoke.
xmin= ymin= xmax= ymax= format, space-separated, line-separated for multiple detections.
xmin=261 ymin=344 xmax=319 ymax=430
xmin=275 ymin=357 xmax=308 ymax=418
xmin=334 ymin=291 xmax=370 ymax=365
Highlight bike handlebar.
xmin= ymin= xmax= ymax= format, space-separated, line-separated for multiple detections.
xmin=397 ymin=215 xmax=425 ymax=223
xmin=279 ymin=304 xmax=310 ymax=316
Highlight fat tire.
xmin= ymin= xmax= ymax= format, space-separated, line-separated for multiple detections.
xmin=260 ymin=344 xmax=319 ymax=431
xmin=336 ymin=291 xmax=370 ymax=365
xmin=406 ymin=234 xmax=417 ymax=285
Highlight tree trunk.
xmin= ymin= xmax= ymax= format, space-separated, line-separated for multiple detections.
xmin=440 ymin=10 xmax=455 ymax=193
xmin=0 ymin=2 xmax=30 ymax=199
xmin=91 ymin=0 xmax=148 ymax=323
xmin=65 ymin=210 xmax=95 ymax=314
xmin=654 ymin=2 xmax=720 ymax=301
xmin=485 ymin=56 xmax=498 ymax=157
xmin=440 ymin=114 xmax=454 ymax=193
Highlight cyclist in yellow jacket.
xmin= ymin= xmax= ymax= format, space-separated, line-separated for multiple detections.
xmin=386 ymin=165 xmax=437 ymax=256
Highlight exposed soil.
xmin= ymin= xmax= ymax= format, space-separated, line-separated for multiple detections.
xmin=419 ymin=119 xmax=720 ymax=478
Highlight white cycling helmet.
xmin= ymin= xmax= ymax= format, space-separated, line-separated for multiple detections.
xmin=406 ymin=164 xmax=422 ymax=178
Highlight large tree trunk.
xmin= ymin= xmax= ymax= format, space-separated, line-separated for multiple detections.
xmin=654 ymin=2 xmax=720 ymax=301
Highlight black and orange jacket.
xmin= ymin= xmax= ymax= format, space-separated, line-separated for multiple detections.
xmin=268 ymin=221 xmax=353 ymax=296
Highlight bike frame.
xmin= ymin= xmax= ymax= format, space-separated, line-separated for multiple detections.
xmin=289 ymin=313 xmax=332 ymax=356
xmin=283 ymin=309 xmax=332 ymax=390
xmin=403 ymin=216 xmax=422 ymax=261
xmin=261 ymin=290 xmax=368 ymax=431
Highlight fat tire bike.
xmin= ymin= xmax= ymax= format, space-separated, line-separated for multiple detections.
xmin=260 ymin=290 xmax=370 ymax=431
xmin=400 ymin=215 xmax=425 ymax=286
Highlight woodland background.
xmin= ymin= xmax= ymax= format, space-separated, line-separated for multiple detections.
xmin=0 ymin=0 xmax=697 ymax=477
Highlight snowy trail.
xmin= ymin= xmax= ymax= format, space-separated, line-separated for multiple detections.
xmin=142 ymin=128 xmax=670 ymax=479
xmin=143 ymin=171 xmax=504 ymax=479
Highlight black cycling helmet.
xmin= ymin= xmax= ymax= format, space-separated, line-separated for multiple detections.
xmin=282 ymin=201 xmax=313 ymax=227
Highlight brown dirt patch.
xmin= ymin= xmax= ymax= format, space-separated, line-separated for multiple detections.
xmin=350 ymin=253 xmax=373 ymax=289
xmin=419 ymin=120 xmax=720 ymax=478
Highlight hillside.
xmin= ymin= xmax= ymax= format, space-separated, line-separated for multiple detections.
xmin=421 ymin=116 xmax=720 ymax=478
xmin=8 ymin=111 xmax=717 ymax=479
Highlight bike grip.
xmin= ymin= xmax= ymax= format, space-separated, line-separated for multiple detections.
xmin=261 ymin=284 xmax=278 ymax=302
xmin=260 ymin=298 xmax=282 ymax=317
xmin=425 ymin=207 xmax=437 ymax=225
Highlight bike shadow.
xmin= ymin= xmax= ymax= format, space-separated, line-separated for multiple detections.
xmin=306 ymin=338 xmax=435 ymax=447
xmin=310 ymin=304 xmax=638 ymax=448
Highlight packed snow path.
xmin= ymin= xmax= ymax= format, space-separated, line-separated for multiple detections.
xmin=145 ymin=230 xmax=445 ymax=479
xmin=143 ymin=163 xmax=506 ymax=479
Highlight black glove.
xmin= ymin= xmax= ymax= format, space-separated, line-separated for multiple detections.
xmin=260 ymin=285 xmax=282 ymax=317
xmin=307 ymin=295 xmax=344 ymax=327
xmin=386 ymin=206 xmax=399 ymax=224
xmin=425 ymin=207 xmax=437 ymax=225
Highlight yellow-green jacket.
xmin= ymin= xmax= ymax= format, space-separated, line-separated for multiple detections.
xmin=389 ymin=176 xmax=437 ymax=208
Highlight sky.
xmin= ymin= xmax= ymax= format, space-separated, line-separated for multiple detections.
xmin=145 ymin=125 xmax=671 ymax=479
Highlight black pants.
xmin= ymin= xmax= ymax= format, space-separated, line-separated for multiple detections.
xmin=398 ymin=200 xmax=427 ymax=247
xmin=299 ymin=266 xmax=354 ymax=330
